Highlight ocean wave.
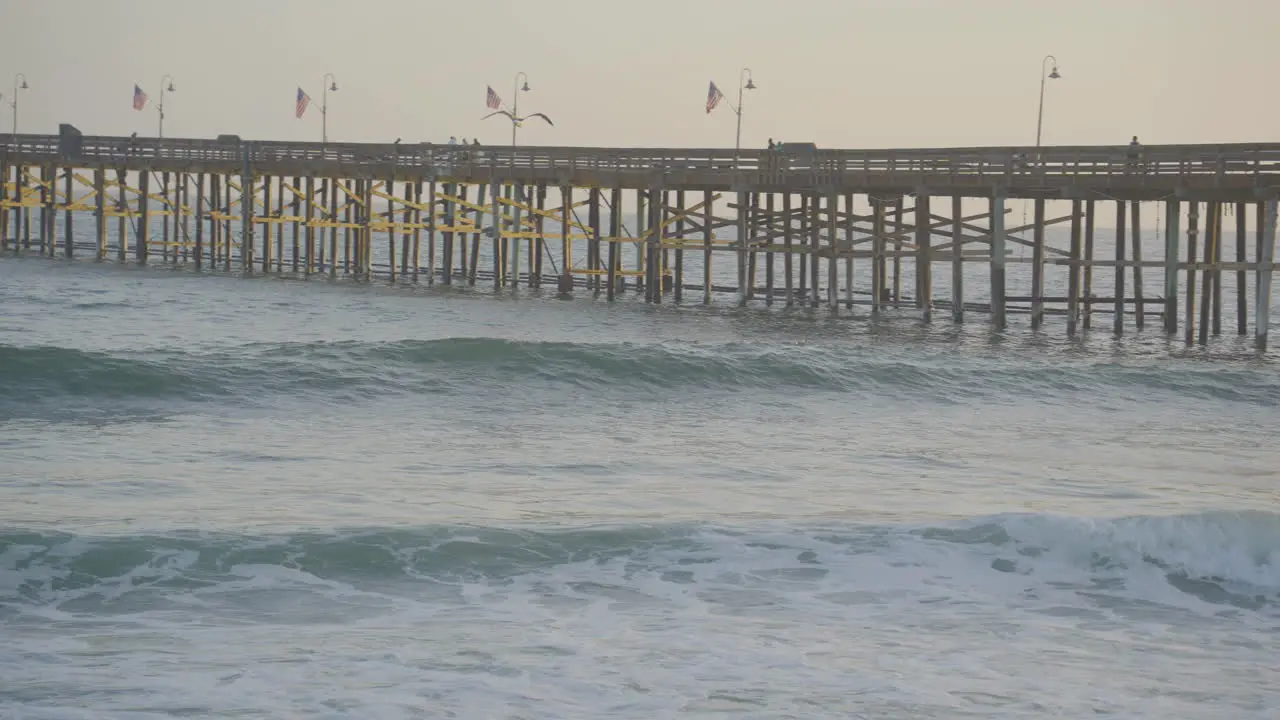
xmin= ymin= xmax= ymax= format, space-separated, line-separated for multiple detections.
xmin=3 ymin=338 xmax=1279 ymax=409
xmin=3 ymin=511 xmax=1275 ymax=613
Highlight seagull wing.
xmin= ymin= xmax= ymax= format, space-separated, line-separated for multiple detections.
xmin=481 ymin=110 xmax=516 ymax=122
xmin=526 ymin=112 xmax=554 ymax=127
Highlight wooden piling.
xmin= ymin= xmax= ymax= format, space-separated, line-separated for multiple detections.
xmin=736 ymin=190 xmax=748 ymax=306
xmin=1256 ymin=200 xmax=1276 ymax=350
xmin=194 ymin=173 xmax=204 ymax=269
xmin=94 ymin=168 xmax=106 ymax=260
xmin=1130 ymin=201 xmax=1143 ymax=330
xmin=18 ymin=165 xmax=28 ymax=249
xmin=952 ymin=195 xmax=964 ymax=321
xmin=0 ymin=160 xmax=7 ymax=253
xmin=1236 ymin=202 xmax=1247 ymax=334
xmin=275 ymin=175 xmax=284 ymax=272
xmin=260 ymin=174 xmax=271 ymax=273
xmin=1113 ymin=200 xmax=1126 ymax=334
xmin=1083 ymin=200 xmax=1095 ymax=330
xmin=871 ymin=197 xmax=884 ymax=313
xmin=990 ymin=194 xmax=1006 ymax=329
xmin=39 ymin=165 xmax=50 ymax=255
xmin=509 ymin=185 xmax=522 ymax=289
xmin=1031 ymin=198 xmax=1045 ymax=329
xmin=589 ymin=187 xmax=602 ymax=296
xmin=387 ymin=178 xmax=398 ymax=283
xmin=440 ymin=182 xmax=454 ymax=284
xmin=1198 ymin=202 xmax=1216 ymax=345
xmin=703 ymin=189 xmax=713 ymax=305
xmin=362 ymin=179 xmax=374 ymax=277
xmin=412 ymin=181 xmax=422 ymax=282
xmin=137 ymin=170 xmax=150 ymax=263
xmin=534 ymin=185 xmax=545 ymax=286
xmin=1211 ymin=202 xmax=1223 ymax=336
xmin=1067 ymin=199 xmax=1082 ymax=336
xmin=468 ymin=183 xmax=485 ymax=286
xmin=916 ymin=192 xmax=932 ymax=319
xmin=327 ymin=179 xmax=338 ymax=277
xmin=827 ymin=192 xmax=839 ymax=309
xmin=784 ymin=193 xmax=795 ymax=307
xmin=656 ymin=188 xmax=668 ymax=303
xmin=809 ymin=193 xmax=820 ymax=307
xmin=674 ymin=189 xmax=685 ymax=303
xmin=291 ymin=175 xmax=301 ymax=273
xmin=635 ymin=189 xmax=646 ymax=295
xmin=891 ymin=198 xmax=903 ymax=307
xmin=607 ymin=186 xmax=620 ymax=301
xmin=491 ymin=182 xmax=502 ymax=290
xmin=426 ymin=179 xmax=437 ymax=284
xmin=797 ymin=193 xmax=808 ymax=303
xmin=62 ymin=167 xmax=73 ymax=259
xmin=115 ymin=169 xmax=127 ymax=263
xmin=560 ymin=185 xmax=573 ymax=294
xmin=1163 ymin=200 xmax=1180 ymax=333
xmin=160 ymin=171 xmax=170 ymax=262
xmin=1184 ymin=202 xmax=1199 ymax=345
xmin=839 ymin=193 xmax=849 ymax=308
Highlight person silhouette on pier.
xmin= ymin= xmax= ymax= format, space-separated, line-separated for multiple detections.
xmin=1126 ymin=135 xmax=1142 ymax=172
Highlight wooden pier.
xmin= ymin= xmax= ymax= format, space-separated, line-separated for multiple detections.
xmin=2 ymin=129 xmax=1277 ymax=348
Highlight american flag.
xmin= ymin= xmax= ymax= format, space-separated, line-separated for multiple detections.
xmin=486 ymin=85 xmax=502 ymax=110
xmin=705 ymin=81 xmax=723 ymax=114
xmin=296 ymin=87 xmax=311 ymax=119
xmin=132 ymin=84 xmax=148 ymax=111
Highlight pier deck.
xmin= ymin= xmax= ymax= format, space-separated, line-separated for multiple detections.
xmin=2 ymin=131 xmax=1276 ymax=348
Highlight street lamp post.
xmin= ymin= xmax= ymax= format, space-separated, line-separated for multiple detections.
xmin=11 ymin=73 xmax=29 ymax=135
xmin=322 ymin=73 xmax=338 ymax=144
xmin=157 ymin=75 xmax=176 ymax=138
xmin=1035 ymin=55 xmax=1061 ymax=147
xmin=511 ymin=72 xmax=530 ymax=147
xmin=735 ymin=68 xmax=756 ymax=155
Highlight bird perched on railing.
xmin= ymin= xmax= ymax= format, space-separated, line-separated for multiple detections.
xmin=481 ymin=109 xmax=554 ymax=128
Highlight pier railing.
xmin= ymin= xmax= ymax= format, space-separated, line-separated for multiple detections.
xmin=4 ymin=134 xmax=1280 ymax=192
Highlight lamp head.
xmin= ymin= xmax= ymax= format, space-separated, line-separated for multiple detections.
xmin=329 ymin=81 xmax=338 ymax=92
xmin=521 ymin=81 xmax=530 ymax=92
xmin=745 ymin=78 xmax=756 ymax=90
xmin=19 ymin=79 xmax=28 ymax=90
xmin=1048 ymin=67 xmax=1060 ymax=79
xmin=167 ymin=81 xmax=176 ymax=92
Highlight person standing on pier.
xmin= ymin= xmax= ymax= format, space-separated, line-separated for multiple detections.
xmin=1127 ymin=136 xmax=1143 ymax=172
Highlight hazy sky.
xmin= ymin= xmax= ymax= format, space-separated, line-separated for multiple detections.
xmin=1 ymin=0 xmax=1276 ymax=149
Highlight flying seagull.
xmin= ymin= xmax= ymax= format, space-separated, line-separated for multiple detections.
xmin=482 ymin=109 xmax=554 ymax=128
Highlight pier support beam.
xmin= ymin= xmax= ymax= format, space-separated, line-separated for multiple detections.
xmin=194 ymin=173 xmax=204 ymax=269
xmin=137 ymin=170 xmax=150 ymax=263
xmin=1258 ymin=200 xmax=1277 ymax=350
xmin=63 ymin=167 xmax=73 ymax=258
xmin=559 ymin=185 xmax=572 ymax=294
xmin=736 ymin=190 xmax=748 ymax=306
xmin=1163 ymin=200 xmax=1180 ymax=333
xmin=240 ymin=148 xmax=253 ymax=272
xmin=703 ymin=190 xmax=714 ymax=305
xmin=1184 ymin=203 xmax=1200 ymax=345
xmin=1067 ymin=199 xmax=1083 ymax=336
xmin=94 ymin=168 xmax=106 ymax=260
xmin=989 ymin=194 xmax=1006 ymax=329
xmin=1114 ymin=200 xmax=1126 ymax=335
xmin=916 ymin=192 xmax=932 ymax=320
xmin=952 ymin=196 xmax=964 ymax=322
xmin=1236 ymin=202 xmax=1248 ymax=335
xmin=1031 ymin=198 xmax=1045 ymax=329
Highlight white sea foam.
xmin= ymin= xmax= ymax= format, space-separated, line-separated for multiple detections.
xmin=1 ymin=514 xmax=1276 ymax=717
